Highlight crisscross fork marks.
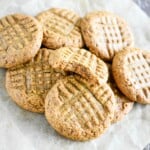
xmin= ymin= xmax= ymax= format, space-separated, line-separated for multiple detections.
xmin=8 ymin=48 xmax=64 ymax=97
xmin=103 ymin=24 xmax=122 ymax=55
xmin=44 ymin=12 xmax=80 ymax=36
xmin=100 ymin=16 xmax=123 ymax=54
xmin=0 ymin=16 xmax=18 ymax=51
xmin=0 ymin=15 xmax=37 ymax=52
xmin=9 ymin=66 xmax=26 ymax=90
xmin=127 ymin=53 xmax=150 ymax=98
xmin=92 ymin=16 xmax=132 ymax=59
xmin=9 ymin=62 xmax=54 ymax=97
xmin=26 ymin=62 xmax=52 ymax=96
xmin=58 ymin=78 xmax=106 ymax=129
xmin=91 ymin=84 xmax=113 ymax=113
xmin=62 ymin=48 xmax=107 ymax=81
xmin=19 ymin=17 xmax=38 ymax=33
xmin=0 ymin=15 xmax=17 ymax=28
xmin=24 ymin=49 xmax=63 ymax=97
xmin=92 ymin=16 xmax=122 ymax=57
xmin=51 ymin=9 xmax=79 ymax=24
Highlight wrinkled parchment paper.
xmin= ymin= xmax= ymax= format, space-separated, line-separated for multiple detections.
xmin=0 ymin=0 xmax=150 ymax=150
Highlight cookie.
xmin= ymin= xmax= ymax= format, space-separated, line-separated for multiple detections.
xmin=6 ymin=48 xmax=66 ymax=113
xmin=0 ymin=14 xmax=43 ymax=68
xmin=36 ymin=8 xmax=84 ymax=49
xmin=81 ymin=11 xmax=134 ymax=61
xmin=48 ymin=47 xmax=108 ymax=85
xmin=109 ymin=82 xmax=134 ymax=123
xmin=107 ymin=64 xmax=134 ymax=123
xmin=45 ymin=76 xmax=115 ymax=141
xmin=112 ymin=48 xmax=150 ymax=104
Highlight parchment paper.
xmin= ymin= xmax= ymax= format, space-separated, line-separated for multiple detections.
xmin=0 ymin=0 xmax=150 ymax=150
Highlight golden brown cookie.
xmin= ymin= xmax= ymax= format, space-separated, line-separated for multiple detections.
xmin=107 ymin=64 xmax=134 ymax=123
xmin=36 ymin=8 xmax=84 ymax=49
xmin=0 ymin=14 xmax=43 ymax=68
xmin=6 ymin=48 xmax=66 ymax=113
xmin=112 ymin=48 xmax=150 ymax=104
xmin=45 ymin=76 xmax=115 ymax=141
xmin=81 ymin=11 xmax=134 ymax=61
xmin=109 ymin=82 xmax=134 ymax=123
xmin=48 ymin=47 xmax=108 ymax=85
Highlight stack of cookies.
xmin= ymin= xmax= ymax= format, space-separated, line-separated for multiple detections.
xmin=0 ymin=8 xmax=149 ymax=141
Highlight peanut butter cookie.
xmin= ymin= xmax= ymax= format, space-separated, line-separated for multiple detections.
xmin=112 ymin=48 xmax=150 ymax=104
xmin=107 ymin=64 xmax=134 ymax=123
xmin=45 ymin=76 xmax=115 ymax=141
xmin=48 ymin=47 xmax=108 ymax=85
xmin=81 ymin=11 xmax=134 ymax=61
xmin=36 ymin=8 xmax=84 ymax=49
xmin=6 ymin=48 xmax=66 ymax=113
xmin=0 ymin=14 xmax=43 ymax=68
